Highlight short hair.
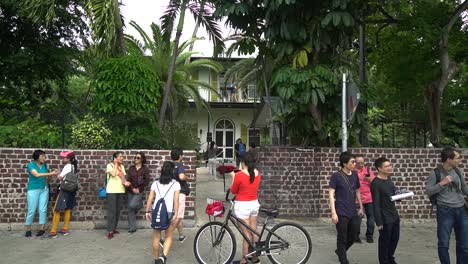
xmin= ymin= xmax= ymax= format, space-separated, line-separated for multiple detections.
xmin=32 ymin=150 xmax=45 ymax=161
xmin=339 ymin=151 xmax=355 ymax=168
xmin=112 ymin=151 xmax=124 ymax=160
xmin=159 ymin=161 xmax=175 ymax=184
xmin=355 ymin=154 xmax=364 ymax=159
xmin=441 ymin=147 xmax=459 ymax=162
xmin=135 ymin=151 xmax=147 ymax=165
xmin=374 ymin=157 xmax=390 ymax=171
xmin=170 ymin=147 xmax=183 ymax=161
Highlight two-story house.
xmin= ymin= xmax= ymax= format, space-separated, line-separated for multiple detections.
xmin=180 ymin=56 xmax=266 ymax=161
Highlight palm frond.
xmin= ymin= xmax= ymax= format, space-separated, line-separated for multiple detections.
xmin=129 ymin=20 xmax=155 ymax=53
xmin=187 ymin=2 xmax=225 ymax=57
xmin=185 ymin=59 xmax=223 ymax=73
xmin=161 ymin=0 xmax=182 ymax=40
xmin=124 ymin=34 xmax=145 ymax=56
xmin=150 ymin=23 xmax=165 ymax=46
xmin=176 ymin=51 xmax=201 ymax=66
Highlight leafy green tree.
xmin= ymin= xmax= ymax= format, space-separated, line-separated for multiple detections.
xmin=214 ymin=0 xmax=360 ymax=133
xmin=0 ymin=0 xmax=87 ymax=108
xmin=91 ymin=55 xmax=161 ymax=113
xmin=368 ymin=0 xmax=468 ymax=147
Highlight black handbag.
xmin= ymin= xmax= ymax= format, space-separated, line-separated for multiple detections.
xmin=60 ymin=167 xmax=79 ymax=192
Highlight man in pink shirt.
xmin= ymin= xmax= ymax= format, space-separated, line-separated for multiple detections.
xmin=355 ymin=154 xmax=376 ymax=243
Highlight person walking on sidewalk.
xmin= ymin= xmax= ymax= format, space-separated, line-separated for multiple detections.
xmin=106 ymin=151 xmax=130 ymax=239
xmin=207 ymin=141 xmax=219 ymax=180
xmin=328 ymin=151 xmax=364 ymax=264
xmin=126 ymin=152 xmax=150 ymax=234
xmin=47 ymin=151 xmax=78 ymax=238
xmin=354 ymin=154 xmax=376 ymax=243
xmin=171 ymin=148 xmax=189 ymax=242
xmin=426 ymin=147 xmax=468 ymax=264
xmin=145 ymin=161 xmax=180 ymax=264
xmin=371 ymin=157 xmax=400 ymax=264
xmin=25 ymin=150 xmax=59 ymax=238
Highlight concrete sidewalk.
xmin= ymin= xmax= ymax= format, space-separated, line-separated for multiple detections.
xmin=1 ymin=167 xmax=454 ymax=263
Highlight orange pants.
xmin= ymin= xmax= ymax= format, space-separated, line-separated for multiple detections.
xmin=51 ymin=193 xmax=71 ymax=234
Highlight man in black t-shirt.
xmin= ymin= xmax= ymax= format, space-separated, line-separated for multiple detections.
xmin=371 ymin=157 xmax=400 ymax=264
xmin=329 ymin=152 xmax=364 ymax=264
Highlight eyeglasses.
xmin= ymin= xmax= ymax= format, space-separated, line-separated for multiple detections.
xmin=134 ymin=156 xmax=141 ymax=160
xmin=350 ymin=160 xmax=356 ymax=164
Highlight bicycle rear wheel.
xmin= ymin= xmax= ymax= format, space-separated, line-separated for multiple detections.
xmin=266 ymin=222 xmax=312 ymax=264
xmin=193 ymin=221 xmax=236 ymax=264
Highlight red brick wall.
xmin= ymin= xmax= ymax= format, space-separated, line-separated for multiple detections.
xmin=257 ymin=147 xmax=467 ymax=219
xmin=0 ymin=148 xmax=197 ymax=224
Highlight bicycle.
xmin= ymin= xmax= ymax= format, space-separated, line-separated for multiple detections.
xmin=193 ymin=189 xmax=312 ymax=264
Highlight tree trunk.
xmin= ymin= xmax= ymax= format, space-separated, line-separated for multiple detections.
xmin=113 ymin=0 xmax=126 ymax=55
xmin=307 ymin=101 xmax=322 ymax=132
xmin=425 ymin=82 xmax=442 ymax=147
xmin=425 ymin=0 xmax=466 ymax=146
xmin=185 ymin=0 xmax=205 ymax=64
xmin=358 ymin=12 xmax=369 ymax=146
xmin=158 ymin=0 xmax=188 ymax=129
xmin=261 ymin=56 xmax=280 ymax=145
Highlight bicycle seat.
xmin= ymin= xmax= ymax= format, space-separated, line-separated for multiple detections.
xmin=259 ymin=207 xmax=279 ymax=217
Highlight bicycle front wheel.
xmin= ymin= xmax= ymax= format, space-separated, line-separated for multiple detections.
xmin=266 ymin=222 xmax=312 ymax=264
xmin=193 ymin=221 xmax=236 ymax=264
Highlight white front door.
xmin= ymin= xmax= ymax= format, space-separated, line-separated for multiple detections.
xmin=214 ymin=119 xmax=234 ymax=160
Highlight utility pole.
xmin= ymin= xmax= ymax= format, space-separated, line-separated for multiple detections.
xmin=342 ymin=73 xmax=348 ymax=152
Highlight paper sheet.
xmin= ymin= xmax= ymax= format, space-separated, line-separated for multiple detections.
xmin=391 ymin=191 xmax=414 ymax=201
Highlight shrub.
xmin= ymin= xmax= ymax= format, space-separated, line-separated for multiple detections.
xmin=70 ymin=114 xmax=111 ymax=149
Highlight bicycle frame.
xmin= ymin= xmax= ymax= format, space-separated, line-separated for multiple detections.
xmin=213 ymin=201 xmax=290 ymax=257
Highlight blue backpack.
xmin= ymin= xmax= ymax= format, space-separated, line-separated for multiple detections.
xmin=151 ymin=181 xmax=175 ymax=230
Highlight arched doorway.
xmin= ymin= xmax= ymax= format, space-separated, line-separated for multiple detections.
xmin=214 ymin=119 xmax=234 ymax=160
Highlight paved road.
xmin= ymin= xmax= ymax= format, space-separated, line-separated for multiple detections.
xmin=1 ymin=168 xmax=454 ymax=264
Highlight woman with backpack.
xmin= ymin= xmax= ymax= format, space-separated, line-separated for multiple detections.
xmin=145 ymin=161 xmax=180 ymax=264
xmin=230 ymin=152 xmax=261 ymax=264
xmin=47 ymin=150 xmax=78 ymax=238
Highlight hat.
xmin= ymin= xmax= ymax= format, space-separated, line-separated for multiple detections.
xmin=60 ymin=150 xmax=75 ymax=158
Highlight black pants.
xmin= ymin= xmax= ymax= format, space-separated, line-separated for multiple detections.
xmin=378 ymin=219 xmax=400 ymax=264
xmin=336 ymin=215 xmax=360 ymax=264
xmin=107 ymin=193 xmax=123 ymax=232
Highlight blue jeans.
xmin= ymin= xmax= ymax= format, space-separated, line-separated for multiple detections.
xmin=25 ymin=187 xmax=49 ymax=225
xmin=437 ymin=205 xmax=468 ymax=264
xmin=356 ymin=203 xmax=375 ymax=239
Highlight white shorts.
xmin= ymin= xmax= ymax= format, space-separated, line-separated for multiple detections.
xmin=233 ymin=200 xmax=260 ymax=219
xmin=178 ymin=194 xmax=186 ymax=219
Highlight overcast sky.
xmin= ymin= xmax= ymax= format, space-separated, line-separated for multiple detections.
xmin=121 ymin=0 xmax=241 ymax=57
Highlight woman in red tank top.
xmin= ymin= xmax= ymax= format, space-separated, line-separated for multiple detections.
xmin=231 ymin=152 xmax=261 ymax=264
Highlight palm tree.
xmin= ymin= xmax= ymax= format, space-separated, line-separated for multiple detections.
xmin=125 ymin=21 xmax=223 ymax=118
xmin=158 ymin=0 xmax=224 ymax=129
